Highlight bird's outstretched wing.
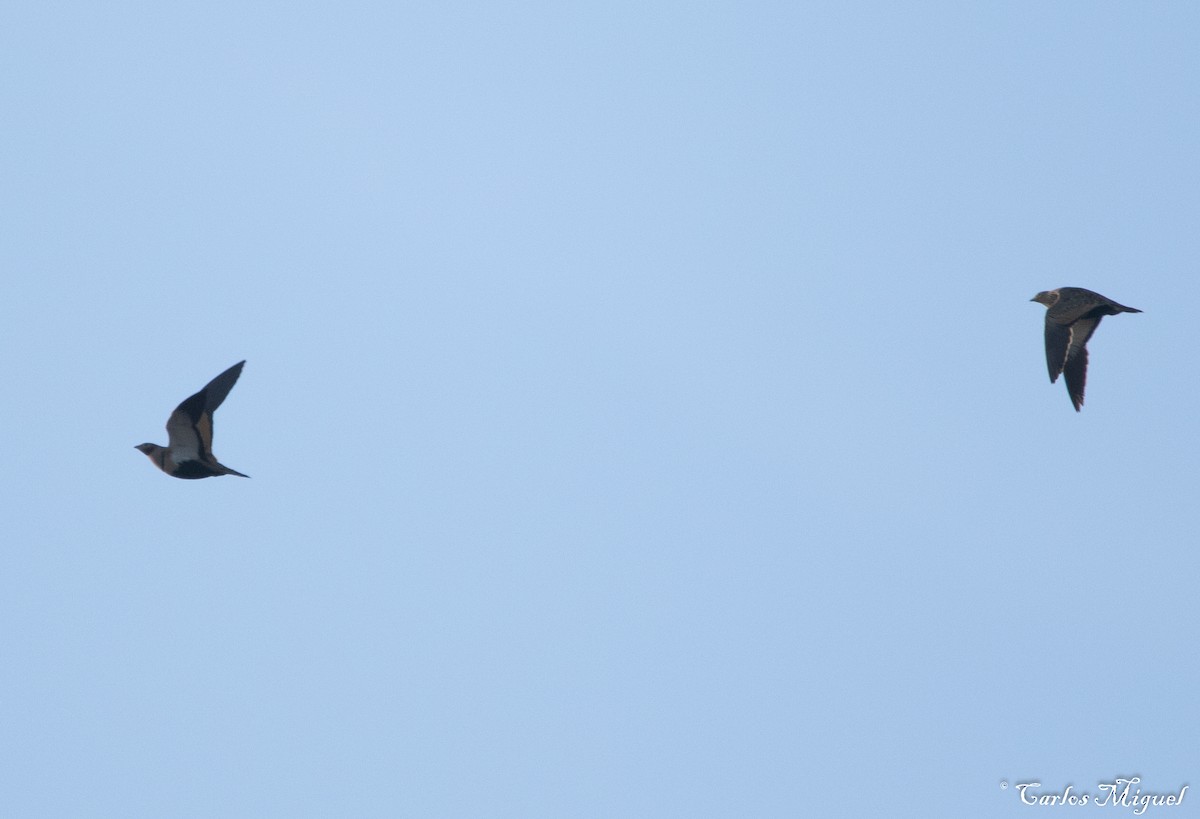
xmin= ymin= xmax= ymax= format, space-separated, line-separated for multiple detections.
xmin=1043 ymin=318 xmax=1072 ymax=382
xmin=164 ymin=361 xmax=245 ymax=462
xmin=1062 ymin=344 xmax=1088 ymax=411
xmin=1061 ymin=317 xmax=1100 ymax=411
xmin=198 ymin=360 xmax=245 ymax=414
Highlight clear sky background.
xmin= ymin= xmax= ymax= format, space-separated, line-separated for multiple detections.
xmin=1 ymin=2 xmax=1196 ymax=817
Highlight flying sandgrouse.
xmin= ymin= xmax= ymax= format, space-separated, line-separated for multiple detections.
xmin=1031 ymin=288 xmax=1141 ymax=411
xmin=136 ymin=361 xmax=250 ymax=478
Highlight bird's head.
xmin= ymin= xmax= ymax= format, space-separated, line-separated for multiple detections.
xmin=1030 ymin=290 xmax=1059 ymax=308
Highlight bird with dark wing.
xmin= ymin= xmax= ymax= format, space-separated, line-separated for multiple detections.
xmin=1031 ymin=288 xmax=1141 ymax=411
xmin=136 ymin=361 xmax=250 ymax=478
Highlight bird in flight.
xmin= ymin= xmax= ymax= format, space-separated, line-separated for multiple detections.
xmin=136 ymin=361 xmax=250 ymax=478
xmin=1030 ymin=288 xmax=1141 ymax=411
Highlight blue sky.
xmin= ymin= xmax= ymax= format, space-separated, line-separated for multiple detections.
xmin=1 ymin=2 xmax=1197 ymax=817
